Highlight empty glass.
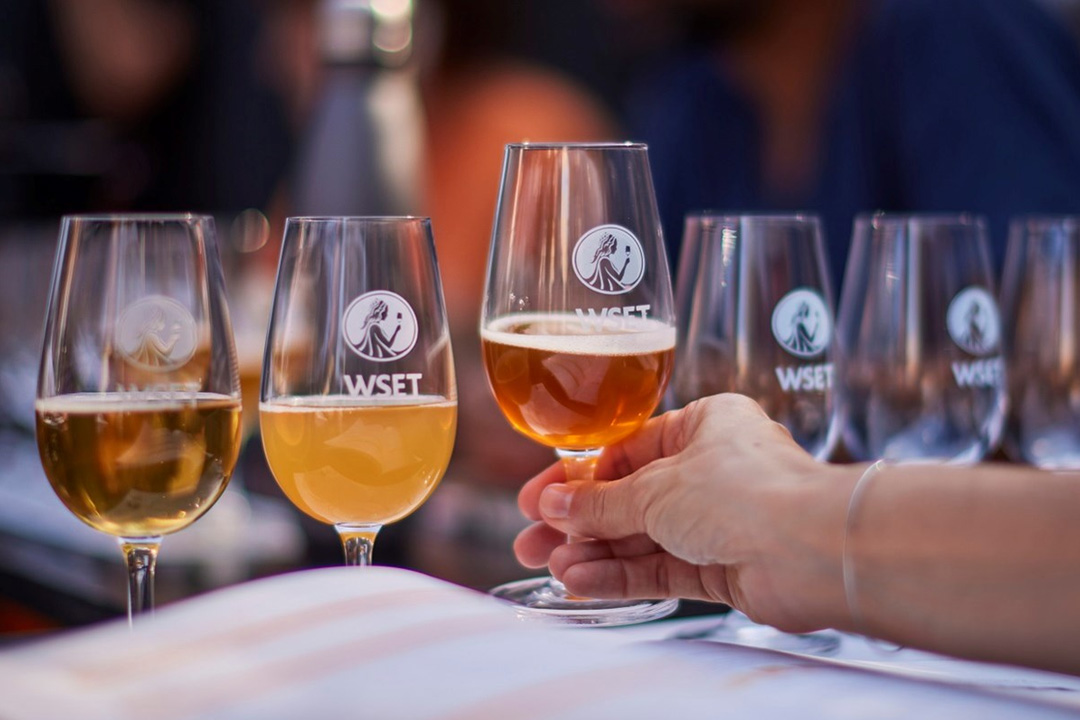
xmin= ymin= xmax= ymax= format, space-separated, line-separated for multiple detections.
xmin=674 ymin=213 xmax=838 ymax=460
xmin=836 ymin=214 xmax=1006 ymax=464
xmin=673 ymin=212 xmax=840 ymax=654
xmin=1001 ymin=216 xmax=1080 ymax=469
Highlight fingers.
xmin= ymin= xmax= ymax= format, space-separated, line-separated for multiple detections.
xmin=550 ymin=539 xmax=731 ymax=604
xmin=592 ymin=409 xmax=685 ymax=481
xmin=518 ymin=462 xmax=567 ymax=522
xmin=537 ymin=467 xmax=665 ymax=541
xmin=518 ymin=410 xmax=684 ymax=522
xmin=513 ymin=521 xmax=565 ymax=568
xmin=514 ymin=523 xmax=660 ymax=571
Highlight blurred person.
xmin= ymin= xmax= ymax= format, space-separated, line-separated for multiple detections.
xmin=0 ymin=0 xmax=292 ymax=218
xmin=0 ymin=0 xmax=295 ymax=630
xmin=619 ymin=0 xmax=1080 ymax=287
xmin=515 ymin=393 xmax=1080 ymax=676
xmin=260 ymin=0 xmax=618 ymax=583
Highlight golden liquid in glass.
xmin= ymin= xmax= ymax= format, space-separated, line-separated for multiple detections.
xmin=36 ymin=393 xmax=242 ymax=537
xmin=482 ymin=313 xmax=675 ymax=450
xmin=260 ymin=396 xmax=456 ymax=525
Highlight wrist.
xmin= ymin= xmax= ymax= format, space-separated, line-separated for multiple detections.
xmin=762 ymin=460 xmax=864 ymax=632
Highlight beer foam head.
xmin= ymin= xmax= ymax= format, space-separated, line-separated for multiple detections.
xmin=482 ymin=313 xmax=675 ymax=355
xmin=261 ymin=394 xmax=455 ymax=411
xmin=36 ymin=392 xmax=238 ymax=413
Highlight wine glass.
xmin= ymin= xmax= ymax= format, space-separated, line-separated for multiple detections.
xmin=259 ymin=216 xmax=456 ymax=566
xmin=1001 ymin=216 xmax=1080 ymax=468
xmin=836 ymin=213 xmax=1006 ymax=463
xmin=481 ymin=142 xmax=678 ymax=626
xmin=36 ymin=214 xmax=242 ymax=624
xmin=674 ymin=213 xmax=837 ymax=457
xmin=673 ymin=212 xmax=840 ymax=654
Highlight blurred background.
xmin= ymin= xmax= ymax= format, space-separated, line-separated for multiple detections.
xmin=2 ymin=0 xmax=1080 ymax=635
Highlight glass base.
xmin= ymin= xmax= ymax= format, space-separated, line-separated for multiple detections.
xmin=676 ymin=611 xmax=840 ymax=655
xmin=491 ymin=576 xmax=679 ymax=627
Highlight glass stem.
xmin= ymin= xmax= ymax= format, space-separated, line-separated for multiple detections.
xmin=119 ymin=536 xmax=162 ymax=627
xmin=556 ymin=448 xmax=601 ymax=544
xmin=553 ymin=448 xmax=602 ymax=600
xmin=556 ymin=447 xmax=601 ymax=483
xmin=336 ymin=524 xmax=382 ymax=566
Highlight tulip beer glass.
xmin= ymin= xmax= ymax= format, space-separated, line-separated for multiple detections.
xmin=837 ymin=214 xmax=1006 ymax=463
xmin=36 ymin=214 xmax=242 ymax=624
xmin=260 ymin=217 xmax=456 ymax=566
xmin=1001 ymin=216 xmax=1080 ymax=468
xmin=481 ymin=142 xmax=677 ymax=626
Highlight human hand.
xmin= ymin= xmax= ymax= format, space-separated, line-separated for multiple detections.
xmin=514 ymin=394 xmax=852 ymax=632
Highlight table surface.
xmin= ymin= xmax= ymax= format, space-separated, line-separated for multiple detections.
xmin=1 ymin=566 xmax=1077 ymax=720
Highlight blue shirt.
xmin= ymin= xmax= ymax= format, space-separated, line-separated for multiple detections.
xmin=629 ymin=0 xmax=1080 ymax=289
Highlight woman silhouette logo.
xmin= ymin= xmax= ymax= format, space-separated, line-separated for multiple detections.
xmin=342 ymin=290 xmax=419 ymax=362
xmin=572 ymin=225 xmax=646 ymax=295
xmin=116 ymin=295 xmax=198 ymax=371
xmin=946 ymin=286 xmax=1000 ymax=356
xmin=770 ymin=288 xmax=832 ymax=359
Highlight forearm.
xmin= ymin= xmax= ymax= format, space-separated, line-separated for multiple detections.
xmin=833 ymin=462 xmax=1080 ymax=674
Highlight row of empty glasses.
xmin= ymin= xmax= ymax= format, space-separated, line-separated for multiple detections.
xmin=672 ymin=212 xmax=1080 ymax=653
xmin=676 ymin=212 xmax=1080 ymax=470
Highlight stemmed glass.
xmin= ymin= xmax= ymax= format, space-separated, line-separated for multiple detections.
xmin=481 ymin=142 xmax=678 ymax=626
xmin=1001 ymin=216 xmax=1080 ymax=468
xmin=259 ymin=217 xmax=456 ymax=566
xmin=36 ymin=214 xmax=242 ymax=624
xmin=673 ymin=212 xmax=839 ymax=653
xmin=836 ymin=213 xmax=1006 ymax=463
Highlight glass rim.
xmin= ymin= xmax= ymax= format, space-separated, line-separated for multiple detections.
xmin=1008 ymin=213 xmax=1080 ymax=225
xmin=854 ymin=211 xmax=988 ymax=226
xmin=285 ymin=215 xmax=432 ymax=224
xmin=61 ymin=212 xmax=213 ymax=223
xmin=504 ymin=141 xmax=647 ymax=151
xmin=686 ymin=210 xmax=821 ymax=223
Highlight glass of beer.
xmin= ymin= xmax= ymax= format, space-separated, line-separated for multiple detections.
xmin=481 ymin=142 xmax=678 ymax=625
xmin=36 ymin=214 xmax=242 ymax=624
xmin=672 ymin=212 xmax=840 ymax=654
xmin=260 ymin=217 xmax=456 ymax=566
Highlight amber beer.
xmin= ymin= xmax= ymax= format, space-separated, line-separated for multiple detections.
xmin=481 ymin=313 xmax=675 ymax=449
xmin=35 ymin=393 xmax=242 ymax=537
xmin=259 ymin=396 xmax=457 ymax=525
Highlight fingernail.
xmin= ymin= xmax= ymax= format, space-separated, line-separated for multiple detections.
xmin=540 ymin=484 xmax=573 ymax=519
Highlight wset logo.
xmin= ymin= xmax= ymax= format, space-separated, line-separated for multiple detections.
xmin=572 ymin=224 xmax=646 ymax=295
xmin=116 ymin=295 xmax=198 ymax=371
xmin=771 ymin=288 xmax=831 ymax=359
xmin=342 ymin=290 xmax=419 ymax=362
xmin=946 ymin=286 xmax=999 ymax=356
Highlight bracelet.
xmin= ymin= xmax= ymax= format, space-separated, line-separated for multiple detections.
xmin=842 ymin=460 xmax=885 ymax=635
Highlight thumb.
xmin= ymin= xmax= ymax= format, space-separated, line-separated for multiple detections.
xmin=538 ymin=468 xmax=663 ymax=540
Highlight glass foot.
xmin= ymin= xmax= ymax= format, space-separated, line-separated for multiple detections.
xmin=676 ymin=611 xmax=840 ymax=655
xmin=491 ymin=576 xmax=679 ymax=627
